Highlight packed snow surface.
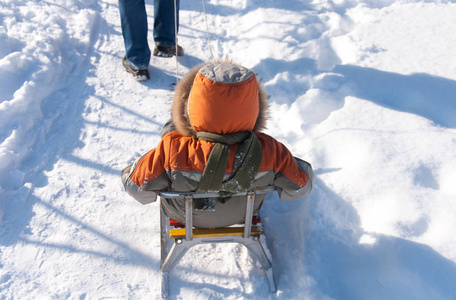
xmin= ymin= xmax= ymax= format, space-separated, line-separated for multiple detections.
xmin=1 ymin=0 xmax=456 ymax=299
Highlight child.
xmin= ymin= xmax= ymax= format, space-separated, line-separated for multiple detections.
xmin=121 ymin=60 xmax=315 ymax=228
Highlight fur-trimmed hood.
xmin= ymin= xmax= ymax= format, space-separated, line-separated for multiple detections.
xmin=172 ymin=60 xmax=269 ymax=137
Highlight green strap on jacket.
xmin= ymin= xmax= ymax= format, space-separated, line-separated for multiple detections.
xmin=196 ymin=131 xmax=263 ymax=198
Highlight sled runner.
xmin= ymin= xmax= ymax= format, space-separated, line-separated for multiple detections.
xmin=159 ymin=186 xmax=277 ymax=298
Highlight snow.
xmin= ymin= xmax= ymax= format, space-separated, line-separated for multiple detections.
xmin=1 ymin=0 xmax=456 ymax=298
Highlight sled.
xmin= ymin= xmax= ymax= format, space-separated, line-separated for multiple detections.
xmin=159 ymin=186 xmax=277 ymax=298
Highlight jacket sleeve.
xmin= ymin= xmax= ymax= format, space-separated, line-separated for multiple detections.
xmin=274 ymin=156 xmax=315 ymax=201
xmin=121 ymin=138 xmax=171 ymax=204
xmin=266 ymin=136 xmax=315 ymax=201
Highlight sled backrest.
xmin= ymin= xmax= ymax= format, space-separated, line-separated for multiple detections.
xmin=159 ymin=186 xmax=276 ymax=241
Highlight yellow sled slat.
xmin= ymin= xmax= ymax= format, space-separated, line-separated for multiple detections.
xmin=170 ymin=226 xmax=263 ymax=239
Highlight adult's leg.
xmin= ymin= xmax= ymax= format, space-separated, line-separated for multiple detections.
xmin=119 ymin=0 xmax=151 ymax=69
xmin=153 ymin=0 xmax=180 ymax=47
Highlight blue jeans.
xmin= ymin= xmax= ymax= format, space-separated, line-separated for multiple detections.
xmin=119 ymin=0 xmax=180 ymax=69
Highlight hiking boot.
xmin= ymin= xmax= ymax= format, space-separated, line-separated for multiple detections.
xmin=122 ymin=56 xmax=150 ymax=81
xmin=153 ymin=44 xmax=184 ymax=57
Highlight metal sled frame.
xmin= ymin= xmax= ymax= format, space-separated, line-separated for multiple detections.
xmin=159 ymin=186 xmax=277 ymax=298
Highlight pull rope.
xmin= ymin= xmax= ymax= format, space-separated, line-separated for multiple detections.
xmin=174 ymin=0 xmax=179 ymax=84
xmin=201 ymin=0 xmax=215 ymax=60
xmin=173 ymin=0 xmax=216 ymax=84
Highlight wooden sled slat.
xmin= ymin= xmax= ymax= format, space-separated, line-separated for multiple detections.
xmin=169 ymin=226 xmax=263 ymax=239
